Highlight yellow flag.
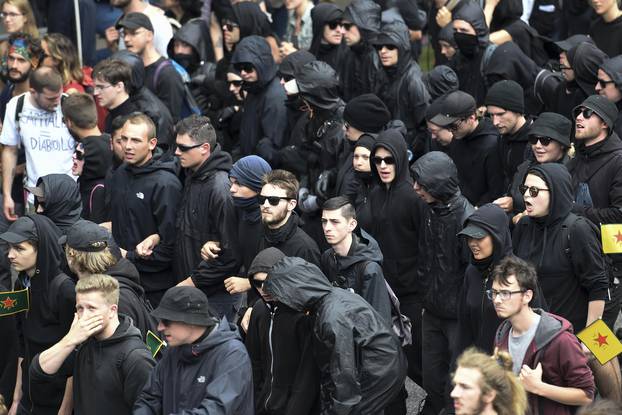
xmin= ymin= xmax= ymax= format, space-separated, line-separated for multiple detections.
xmin=601 ymin=224 xmax=622 ymax=254
xmin=577 ymin=319 xmax=622 ymax=365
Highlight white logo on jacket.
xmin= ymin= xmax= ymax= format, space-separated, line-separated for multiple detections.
xmin=197 ymin=376 xmax=206 ymax=383
xmin=136 ymin=192 xmax=145 ymax=199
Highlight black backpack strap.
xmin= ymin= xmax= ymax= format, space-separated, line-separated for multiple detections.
xmin=152 ymin=60 xmax=171 ymax=91
xmin=14 ymin=94 xmax=25 ymax=132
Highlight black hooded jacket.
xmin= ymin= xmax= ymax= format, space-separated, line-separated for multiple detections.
xmin=14 ymin=214 xmax=75 ymax=414
xmin=264 ymin=257 xmax=407 ymax=415
xmin=30 ymin=314 xmax=155 ymax=415
xmin=513 ymin=163 xmax=609 ymax=332
xmin=79 ymin=135 xmax=112 ymax=223
xmin=109 ymin=158 xmax=182 ymax=292
xmin=411 ymin=152 xmax=474 ymax=319
xmin=231 ymin=36 xmax=287 ymax=166
xmin=568 ymin=42 xmax=607 ymax=98
xmin=259 ymin=213 xmax=321 ymax=266
xmin=309 ymin=4 xmax=349 ymax=73
xmin=423 ymin=65 xmax=459 ymax=101
xmin=340 ymin=0 xmax=382 ymax=101
xmin=456 ymin=204 xmax=513 ymax=355
xmin=601 ymin=56 xmax=622 ymax=139
xmin=176 ymin=147 xmax=241 ymax=296
xmin=357 ymin=129 xmax=426 ymax=299
xmin=36 ymin=174 xmax=82 ymax=233
xmin=497 ymin=118 xmax=533 ymax=189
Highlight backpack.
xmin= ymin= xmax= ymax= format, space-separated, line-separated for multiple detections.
xmin=152 ymin=59 xmax=201 ymax=118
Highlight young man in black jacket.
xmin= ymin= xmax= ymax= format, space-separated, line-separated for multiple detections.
xmin=30 ymin=274 xmax=155 ymax=415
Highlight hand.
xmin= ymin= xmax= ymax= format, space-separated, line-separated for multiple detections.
xmin=104 ymin=27 xmax=120 ymax=50
xmin=3 ymin=194 xmax=17 ymax=221
xmin=279 ymin=41 xmax=297 ymax=58
xmin=240 ymin=307 xmax=253 ymax=333
xmin=65 ymin=313 xmax=103 ymax=347
xmin=224 ymin=277 xmax=251 ymax=294
xmin=493 ymin=196 xmax=513 ymax=212
xmin=136 ymin=234 xmax=160 ymax=258
xmin=519 ymin=362 xmax=543 ymax=394
xmin=512 ymin=211 xmax=526 ymax=225
xmin=200 ymin=241 xmax=221 ymax=261
xmin=436 ymin=6 xmax=452 ymax=28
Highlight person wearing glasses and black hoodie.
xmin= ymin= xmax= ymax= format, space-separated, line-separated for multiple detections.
xmin=308 ymin=3 xmax=349 ymax=74
xmin=597 ymin=56 xmax=622 ymax=139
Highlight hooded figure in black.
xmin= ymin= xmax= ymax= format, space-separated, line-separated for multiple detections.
xmin=2 ymin=215 xmax=75 ymax=415
xmin=600 ymin=56 xmax=622 ymax=139
xmin=79 ymin=137 xmax=112 ymax=223
xmin=231 ymin=36 xmax=287 ymax=166
xmin=372 ymin=20 xmax=429 ymax=156
xmin=410 ymin=151 xmax=474 ymax=413
xmin=33 ymin=174 xmax=82 ymax=234
xmin=340 ymin=0 xmax=382 ymax=101
xmin=513 ymin=163 xmax=609 ymax=333
xmin=568 ymin=41 xmax=608 ymax=99
xmin=309 ymin=3 xmax=349 ymax=73
xmin=264 ymin=256 xmax=407 ymax=415
xmin=423 ymin=65 xmax=459 ymax=101
xmin=449 ymin=2 xmax=492 ymax=104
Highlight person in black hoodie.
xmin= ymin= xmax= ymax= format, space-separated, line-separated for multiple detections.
xmin=0 ymin=215 xmax=75 ymax=415
xmin=340 ymin=0 xmax=381 ymax=101
xmin=410 ymin=151 xmax=474 ymax=414
xmin=352 ymin=134 xmax=376 ymax=214
xmin=589 ymin=0 xmax=622 ymax=57
xmin=308 ymin=3 xmax=348 ymax=74
xmin=245 ymin=248 xmax=320 ymax=415
xmin=108 ymin=113 xmax=182 ymax=307
xmin=231 ymin=35 xmax=288 ymax=166
xmin=372 ymin=20 xmax=429 ymax=157
xmin=356 ymin=129 xmax=426 ymax=386
xmin=30 ymin=274 xmax=155 ymax=415
xmin=27 ymin=174 xmax=82 ymax=234
xmin=513 ymin=163 xmax=609 ymax=334
xmin=597 ymin=56 xmax=622 ymax=139
xmin=172 ymin=116 xmax=241 ymax=322
xmin=423 ymin=65 xmax=459 ymax=101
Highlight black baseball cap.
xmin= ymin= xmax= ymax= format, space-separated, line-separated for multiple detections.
xmin=116 ymin=12 xmax=154 ymax=32
xmin=458 ymin=224 xmax=488 ymax=239
xmin=151 ymin=286 xmax=218 ymax=326
xmin=430 ymin=91 xmax=476 ymax=127
xmin=59 ymin=220 xmax=110 ymax=252
xmin=0 ymin=217 xmax=38 ymax=244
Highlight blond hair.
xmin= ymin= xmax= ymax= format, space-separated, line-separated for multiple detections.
xmin=75 ymin=274 xmax=119 ymax=305
xmin=66 ymin=245 xmax=118 ymax=275
xmin=1 ymin=0 xmax=39 ymax=37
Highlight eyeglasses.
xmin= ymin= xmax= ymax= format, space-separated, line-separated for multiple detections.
xmin=574 ymin=107 xmax=595 ymax=120
xmin=327 ymin=20 xmax=343 ymax=30
xmin=486 ymin=289 xmax=526 ymax=301
xmin=597 ymin=78 xmax=615 ymax=86
xmin=0 ymin=11 xmax=22 ymax=18
xmin=228 ymin=80 xmax=243 ymax=87
xmin=234 ymin=63 xmax=255 ymax=74
xmin=74 ymin=149 xmax=85 ymax=161
xmin=93 ymin=83 xmax=114 ymax=92
xmin=342 ymin=22 xmax=354 ymax=30
xmin=519 ymin=184 xmax=550 ymax=198
xmin=374 ymin=44 xmax=398 ymax=51
xmin=176 ymin=142 xmax=203 ymax=152
xmin=372 ymin=156 xmax=396 ymax=165
xmin=258 ymin=195 xmax=292 ymax=206
xmin=251 ymin=278 xmax=265 ymax=289
xmin=528 ymin=136 xmax=553 ymax=146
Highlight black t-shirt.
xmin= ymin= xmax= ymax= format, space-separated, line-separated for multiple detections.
xmin=590 ymin=15 xmax=622 ymax=57
xmin=144 ymin=56 xmax=185 ymax=122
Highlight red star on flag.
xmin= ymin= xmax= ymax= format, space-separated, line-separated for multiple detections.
xmin=615 ymin=231 xmax=622 ymax=244
xmin=594 ymin=333 xmax=609 ymax=347
xmin=0 ymin=297 xmax=16 ymax=309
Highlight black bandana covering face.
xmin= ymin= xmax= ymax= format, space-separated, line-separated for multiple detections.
xmin=454 ymin=32 xmax=479 ymax=58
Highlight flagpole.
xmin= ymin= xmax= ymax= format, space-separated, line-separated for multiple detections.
xmin=74 ymin=0 xmax=83 ymax=67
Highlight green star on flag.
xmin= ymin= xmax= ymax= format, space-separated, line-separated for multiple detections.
xmin=0 ymin=288 xmax=29 ymax=316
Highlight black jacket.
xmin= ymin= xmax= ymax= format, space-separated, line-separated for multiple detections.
xmin=134 ymin=319 xmax=254 ymax=415
xmin=264 ymin=257 xmax=407 ymax=415
xmin=357 ymin=129 xmax=426 ymax=299
xmin=175 ymin=148 xmax=241 ymax=296
xmin=513 ymin=163 xmax=609 ymax=332
xmin=144 ymin=56 xmax=186 ymax=123
xmin=79 ymin=135 xmax=112 ymax=223
xmin=497 ymin=118 xmax=532 ymax=189
xmin=109 ymin=158 xmax=182 ymax=292
xmin=320 ymin=229 xmax=392 ymax=324
xmin=309 ymin=4 xmax=350 ymax=74
xmin=231 ymin=36 xmax=287 ymax=166
xmin=37 ymin=174 xmax=82 ymax=233
xmin=411 ymin=151 xmax=474 ymax=318
xmin=259 ymin=213 xmax=321 ymax=267
xmin=246 ymin=300 xmax=320 ymax=415
xmin=446 ymin=117 xmax=504 ymax=206
xmin=30 ymin=315 xmax=155 ymax=415
xmin=568 ymin=42 xmax=607 ymax=98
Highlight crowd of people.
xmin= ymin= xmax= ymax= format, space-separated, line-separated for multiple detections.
xmin=0 ymin=0 xmax=622 ymax=414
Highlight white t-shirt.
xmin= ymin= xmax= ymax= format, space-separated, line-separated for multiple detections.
xmin=0 ymin=92 xmax=76 ymax=192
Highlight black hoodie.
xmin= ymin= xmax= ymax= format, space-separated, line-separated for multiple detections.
xmin=357 ymin=129 xmax=426 ymax=299
xmin=109 ymin=157 xmax=182 ymax=292
xmin=513 ymin=163 xmax=609 ymax=332
xmin=264 ymin=257 xmax=407 ymax=415
xmin=600 ymin=56 xmax=622 ymax=139
xmin=259 ymin=213 xmax=321 ymax=267
xmin=309 ymin=3 xmax=349 ymax=73
xmin=79 ymin=135 xmax=112 ymax=223
xmin=411 ymin=151 xmax=474 ymax=319
xmin=30 ymin=314 xmax=155 ymax=415
xmin=231 ymin=36 xmax=287 ymax=166
xmin=37 ymin=174 xmax=82 ymax=233
xmin=568 ymin=42 xmax=607 ymax=98
xmin=589 ymin=14 xmax=622 ymax=58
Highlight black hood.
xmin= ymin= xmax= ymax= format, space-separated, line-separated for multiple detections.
xmin=411 ymin=151 xmax=459 ymax=201
xmin=231 ymin=2 xmax=274 ymax=39
xmin=343 ymin=0 xmax=381 ymax=41
xmin=279 ymin=50 xmax=316 ymax=79
xmin=376 ymin=20 xmax=412 ymax=73
xmin=264 ymin=256 xmax=333 ymax=312
xmin=371 ymin=128 xmax=411 ymax=185
xmin=423 ymin=65 xmax=459 ymax=100
xmin=38 ymin=174 xmax=82 ymax=232
xmin=452 ymin=2 xmax=490 ymax=47
xmin=483 ymin=41 xmax=540 ymax=90
xmin=231 ymin=35 xmax=277 ymax=88
xmin=490 ymin=0 xmax=523 ymax=32
xmin=111 ymin=50 xmax=144 ymax=93
xmin=295 ymin=60 xmax=341 ymax=110
xmin=568 ymin=42 xmax=607 ymax=97
xmin=310 ymin=3 xmax=343 ymax=55
xmin=339 ymin=228 xmax=383 ymax=268
xmin=81 ymin=136 xmax=112 ymax=182
xmin=191 ymin=144 xmax=232 ymax=180
xmin=527 ymin=163 xmax=573 ymax=226
xmin=106 ymin=257 xmax=145 ymax=295
xmin=463 ymin=203 xmax=512 ymax=264
xmin=600 ymin=55 xmax=622 ymax=91
xmin=167 ymin=18 xmax=211 ymax=63
xmin=438 ymin=22 xmax=457 ymax=48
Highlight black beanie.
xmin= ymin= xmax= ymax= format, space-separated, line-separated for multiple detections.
xmin=485 ymin=80 xmax=524 ymax=114
xmin=574 ymin=95 xmax=619 ymax=131
xmin=355 ymin=134 xmax=375 ymax=151
xmin=248 ymin=247 xmax=286 ymax=277
xmin=343 ymin=94 xmax=392 ymax=133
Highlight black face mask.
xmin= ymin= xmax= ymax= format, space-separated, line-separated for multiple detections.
xmin=454 ymin=32 xmax=479 ymax=58
xmin=174 ymin=53 xmax=197 ymax=72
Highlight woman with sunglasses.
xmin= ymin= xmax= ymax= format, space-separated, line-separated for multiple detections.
xmin=598 ymin=55 xmax=622 ymax=139
xmin=224 ymin=2 xmax=281 ymax=64
xmin=513 ymin=163 xmax=609 ymax=335
xmin=308 ymin=3 xmax=348 ymax=73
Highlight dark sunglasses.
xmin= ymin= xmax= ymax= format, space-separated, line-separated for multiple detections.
xmin=528 ymin=136 xmax=553 ymax=146
xmin=228 ymin=80 xmax=243 ymax=87
xmin=574 ymin=107 xmax=595 ymax=120
xmin=258 ymin=195 xmax=292 ymax=206
xmin=372 ymin=156 xmax=396 ymax=165
xmin=160 ymin=319 xmax=172 ymax=327
xmin=374 ymin=44 xmax=398 ymax=51
xmin=597 ymin=78 xmax=614 ymax=86
xmin=74 ymin=149 xmax=85 ymax=161
xmin=279 ymin=74 xmax=294 ymax=83
xmin=342 ymin=22 xmax=354 ymax=30
xmin=519 ymin=185 xmax=550 ymax=198
xmin=327 ymin=20 xmax=343 ymax=30
xmin=222 ymin=20 xmax=239 ymax=31
xmin=234 ymin=63 xmax=255 ymax=73
xmin=176 ymin=142 xmax=203 ymax=152
xmin=251 ymin=278 xmax=264 ymax=289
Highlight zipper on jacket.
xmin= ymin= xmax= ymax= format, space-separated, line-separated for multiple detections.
xmin=264 ymin=307 xmax=276 ymax=411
